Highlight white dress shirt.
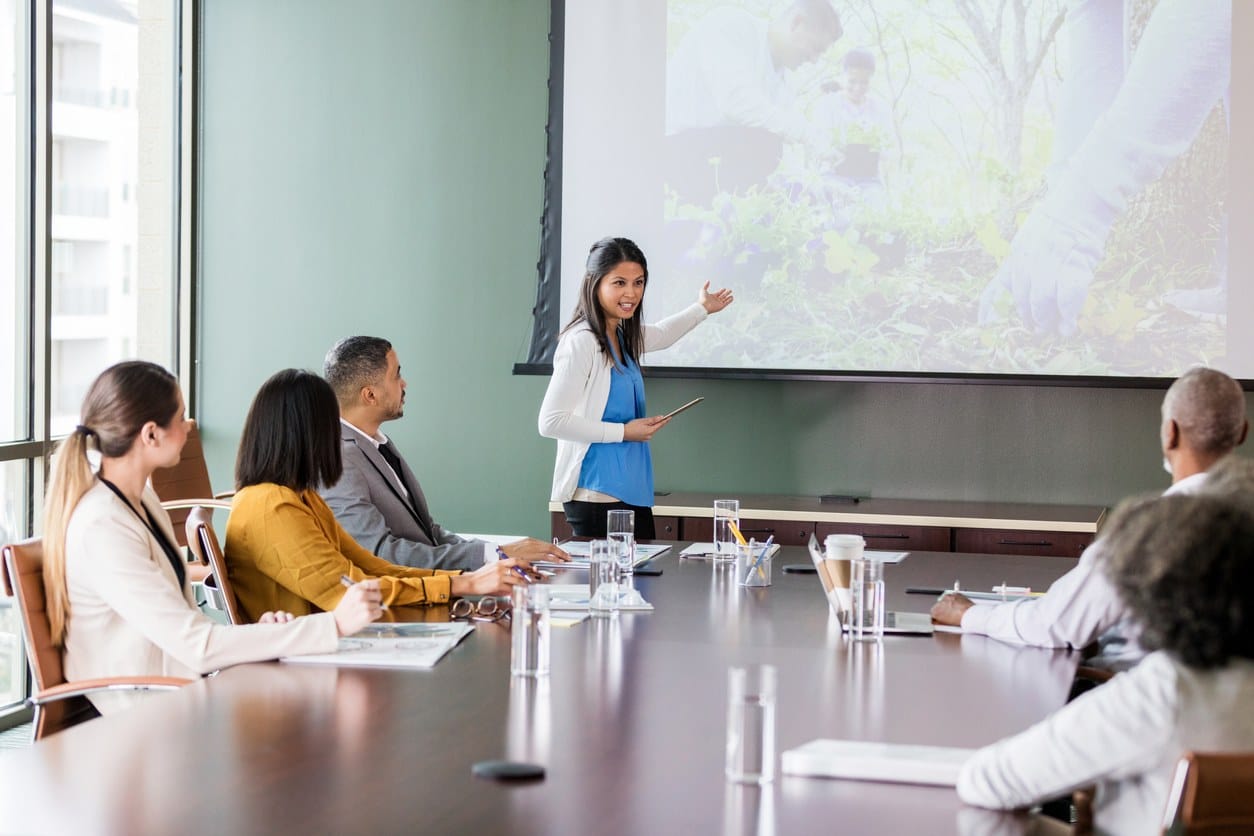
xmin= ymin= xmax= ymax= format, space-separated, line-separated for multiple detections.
xmin=664 ymin=7 xmax=806 ymax=139
xmin=959 ymin=472 xmax=1207 ymax=661
xmin=958 ymin=651 xmax=1254 ymax=835
xmin=339 ymin=418 xmax=496 ymax=565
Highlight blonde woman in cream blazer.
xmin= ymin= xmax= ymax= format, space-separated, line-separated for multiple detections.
xmin=45 ymin=361 xmax=384 ymax=716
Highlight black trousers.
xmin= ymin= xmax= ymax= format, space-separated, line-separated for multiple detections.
xmin=562 ymin=501 xmax=656 ymax=540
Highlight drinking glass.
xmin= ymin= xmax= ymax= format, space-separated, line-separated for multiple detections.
xmin=588 ymin=539 xmax=620 ymax=616
xmin=510 ymin=585 xmax=551 ymax=676
xmin=725 ymin=664 xmax=776 ymax=784
xmin=850 ymin=556 xmax=885 ymax=641
xmin=607 ymin=509 xmax=635 ymax=581
xmin=713 ymin=499 xmax=740 ymax=561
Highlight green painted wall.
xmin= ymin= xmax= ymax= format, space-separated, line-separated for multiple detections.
xmin=198 ymin=0 xmax=1213 ymax=538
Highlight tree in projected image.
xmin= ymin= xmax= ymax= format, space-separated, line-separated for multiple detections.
xmin=660 ymin=0 xmax=1227 ymax=376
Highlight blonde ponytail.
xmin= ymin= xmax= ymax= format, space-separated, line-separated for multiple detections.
xmin=43 ymin=429 xmax=97 ymax=647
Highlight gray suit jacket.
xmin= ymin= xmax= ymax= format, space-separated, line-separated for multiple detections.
xmin=319 ymin=427 xmax=485 ymax=571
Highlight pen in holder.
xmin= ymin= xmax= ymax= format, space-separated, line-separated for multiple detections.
xmin=736 ymin=539 xmax=773 ymax=588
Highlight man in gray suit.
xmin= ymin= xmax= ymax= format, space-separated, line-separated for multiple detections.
xmin=320 ymin=336 xmax=568 ymax=571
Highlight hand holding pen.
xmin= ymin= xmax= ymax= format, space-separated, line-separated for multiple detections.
xmin=448 ymin=551 xmax=544 ymax=598
xmin=930 ymin=580 xmax=976 ymax=626
xmin=335 ymin=575 xmax=385 ymax=636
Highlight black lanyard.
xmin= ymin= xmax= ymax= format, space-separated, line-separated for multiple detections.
xmin=98 ymin=477 xmax=187 ymax=590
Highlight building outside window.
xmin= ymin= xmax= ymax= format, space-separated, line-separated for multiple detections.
xmin=0 ymin=0 xmax=185 ymax=720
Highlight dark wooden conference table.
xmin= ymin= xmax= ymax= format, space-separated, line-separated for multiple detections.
xmin=0 ymin=547 xmax=1080 ymax=835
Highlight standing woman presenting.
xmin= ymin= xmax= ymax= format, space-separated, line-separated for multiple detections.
xmin=539 ymin=237 xmax=733 ymax=538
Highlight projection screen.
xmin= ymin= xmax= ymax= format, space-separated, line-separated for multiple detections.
xmin=522 ymin=0 xmax=1250 ymax=384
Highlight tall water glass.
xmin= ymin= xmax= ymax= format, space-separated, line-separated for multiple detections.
xmin=511 ymin=585 xmax=551 ymax=676
xmin=713 ymin=499 xmax=740 ymax=561
xmin=850 ymin=556 xmax=885 ymax=641
xmin=588 ymin=539 xmax=620 ymax=616
xmin=725 ymin=664 xmax=776 ymax=784
xmin=607 ymin=508 xmax=635 ymax=582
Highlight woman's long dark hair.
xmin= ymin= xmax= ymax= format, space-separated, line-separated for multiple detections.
xmin=562 ymin=237 xmax=648 ymax=364
xmin=235 ymin=369 xmax=343 ymax=492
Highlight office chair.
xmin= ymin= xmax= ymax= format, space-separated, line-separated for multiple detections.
xmin=150 ymin=420 xmax=234 ymax=549
xmin=1161 ymin=751 xmax=1254 ymax=835
xmin=1 ymin=539 xmax=191 ymax=740
xmin=188 ymin=522 xmax=246 ymax=625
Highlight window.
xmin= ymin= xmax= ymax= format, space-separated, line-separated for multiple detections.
xmin=0 ymin=0 xmax=188 ymax=724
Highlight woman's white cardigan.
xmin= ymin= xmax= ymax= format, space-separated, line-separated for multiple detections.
xmin=538 ymin=303 xmax=708 ymax=503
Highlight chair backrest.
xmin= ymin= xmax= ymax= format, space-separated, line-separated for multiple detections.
xmin=192 ymin=522 xmax=245 ymax=625
xmin=150 ymin=419 xmax=212 ymax=548
xmin=1163 ymin=752 xmax=1254 ymax=835
xmin=1 ymin=539 xmax=96 ymax=738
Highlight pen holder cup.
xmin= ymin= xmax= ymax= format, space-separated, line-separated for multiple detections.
xmin=735 ymin=543 xmax=773 ymax=588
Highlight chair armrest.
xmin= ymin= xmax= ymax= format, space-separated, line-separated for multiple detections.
xmin=213 ymin=490 xmax=236 ymax=500
xmin=1075 ymin=666 xmax=1115 ymax=684
xmin=160 ymin=499 xmax=233 ymax=512
xmin=31 ymin=676 xmax=192 ymax=706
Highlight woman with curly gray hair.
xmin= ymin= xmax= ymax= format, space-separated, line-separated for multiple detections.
xmin=956 ymin=489 xmax=1254 ymax=833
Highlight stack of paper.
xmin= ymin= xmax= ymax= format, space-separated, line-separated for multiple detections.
xmin=281 ymin=622 xmax=474 ymax=669
xmin=781 ymin=739 xmax=974 ymax=786
xmin=534 ymin=542 xmax=670 ymax=571
xmin=679 ymin=543 xmax=782 ymax=559
xmin=545 ymin=583 xmax=654 ymax=612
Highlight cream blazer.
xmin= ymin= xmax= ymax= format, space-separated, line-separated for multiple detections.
xmin=538 ymin=302 xmax=708 ymax=502
xmin=62 ymin=481 xmax=339 ymax=714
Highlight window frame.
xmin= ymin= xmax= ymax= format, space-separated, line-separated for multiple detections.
xmin=0 ymin=0 xmax=197 ymax=731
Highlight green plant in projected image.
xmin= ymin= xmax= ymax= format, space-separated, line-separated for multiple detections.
xmin=660 ymin=0 xmax=1228 ymax=376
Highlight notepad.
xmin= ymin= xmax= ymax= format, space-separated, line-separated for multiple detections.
xmin=781 ymin=739 xmax=974 ymax=786
xmin=534 ymin=542 xmax=670 ymax=570
xmin=281 ymin=622 xmax=474 ymax=669
xmin=679 ymin=542 xmax=781 ymax=559
xmin=545 ymin=583 xmax=654 ymax=612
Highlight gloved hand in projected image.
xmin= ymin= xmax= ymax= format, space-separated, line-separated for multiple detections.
xmin=978 ymin=207 xmax=1104 ymax=336
xmin=978 ymin=0 xmax=1231 ymax=337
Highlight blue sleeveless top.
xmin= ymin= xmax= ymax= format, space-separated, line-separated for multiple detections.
xmin=577 ymin=341 xmax=653 ymax=507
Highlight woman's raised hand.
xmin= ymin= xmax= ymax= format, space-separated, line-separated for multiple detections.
xmin=699 ymin=281 xmax=734 ymax=314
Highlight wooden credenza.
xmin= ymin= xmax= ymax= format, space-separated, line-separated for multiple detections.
xmin=550 ymin=492 xmax=1106 ymax=558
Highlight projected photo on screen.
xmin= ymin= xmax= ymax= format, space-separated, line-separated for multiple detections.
xmin=552 ymin=0 xmax=1240 ymax=380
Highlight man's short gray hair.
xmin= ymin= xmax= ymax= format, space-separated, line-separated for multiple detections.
xmin=324 ymin=336 xmax=392 ymax=407
xmin=1162 ymin=367 xmax=1247 ymax=455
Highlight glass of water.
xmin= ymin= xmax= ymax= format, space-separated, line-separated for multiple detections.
xmin=725 ymin=664 xmax=776 ymax=784
xmin=510 ymin=585 xmax=551 ymax=677
xmin=607 ymin=508 xmax=635 ymax=581
xmin=713 ymin=499 xmax=740 ymax=561
xmin=588 ymin=539 xmax=620 ymax=615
